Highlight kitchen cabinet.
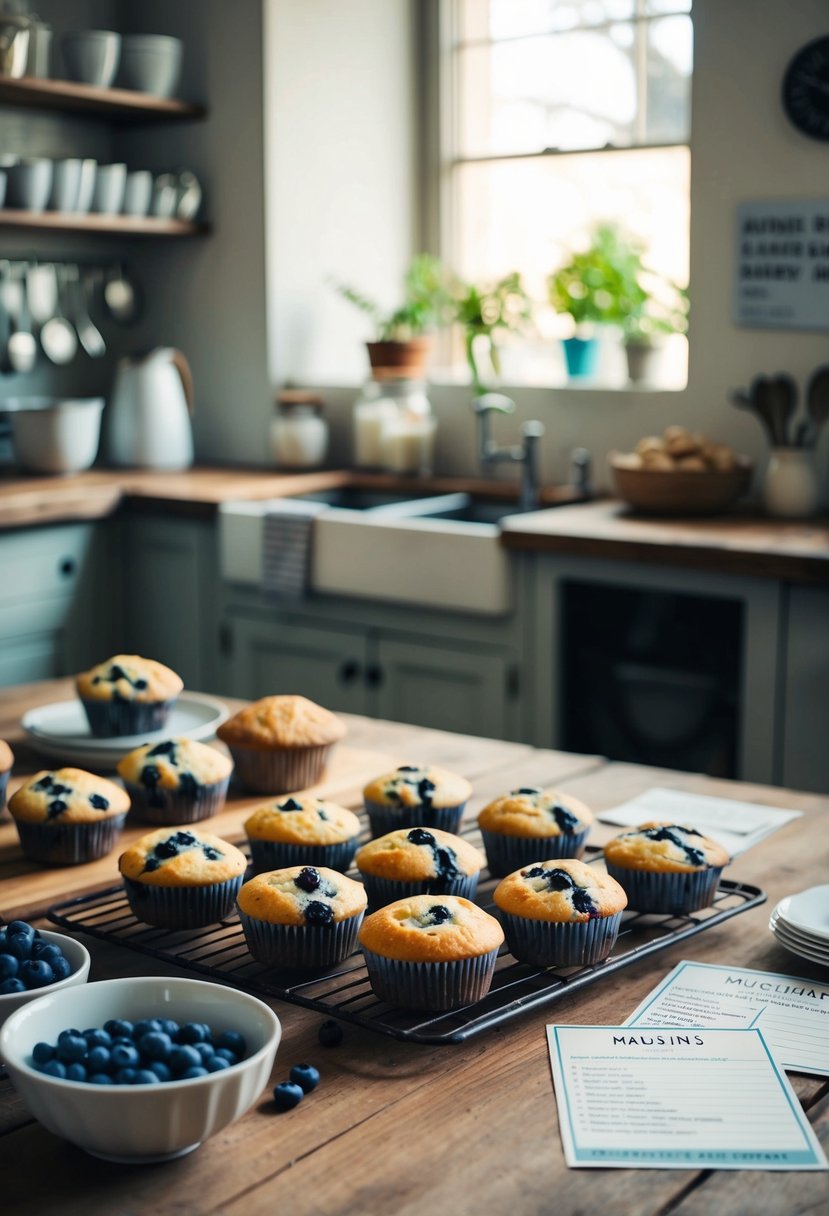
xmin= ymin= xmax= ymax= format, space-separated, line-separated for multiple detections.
xmin=780 ymin=585 xmax=829 ymax=793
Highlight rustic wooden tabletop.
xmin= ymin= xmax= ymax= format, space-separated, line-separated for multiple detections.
xmin=0 ymin=680 xmax=827 ymax=1215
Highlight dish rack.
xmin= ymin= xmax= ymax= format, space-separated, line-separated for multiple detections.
xmin=48 ymin=848 xmax=766 ymax=1045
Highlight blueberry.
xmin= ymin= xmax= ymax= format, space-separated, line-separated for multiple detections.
xmin=407 ymin=828 xmax=436 ymax=847
xmin=86 ymin=1046 xmax=112 ymax=1071
xmin=272 ymin=1081 xmax=304 ymax=1110
xmin=89 ymin=1074 xmax=114 ymax=1085
xmin=83 ymin=1028 xmax=112 ymax=1049
xmin=0 ymin=931 xmax=7 ymax=951
xmin=194 ymin=1042 xmax=215 ymax=1062
xmin=110 ymin=1043 xmax=141 ymax=1069
xmin=179 ymin=1067 xmax=209 ymax=1080
xmin=43 ymin=1059 xmax=68 ymax=1079
xmin=139 ymin=1032 xmax=173 ymax=1061
xmin=0 ymin=954 xmax=19 ymax=980
xmin=114 ymin=1068 xmax=137 ymax=1084
xmin=214 ymin=1030 xmax=246 ymax=1056
xmin=290 ymin=1063 xmax=320 ymax=1093
xmin=32 ymin=1041 xmax=55 ymax=1065
xmin=31 ymin=942 xmax=63 ymax=964
xmin=89 ymin=794 xmax=109 ymax=811
xmin=133 ymin=1070 xmax=160 ymax=1085
xmin=318 ymin=1020 xmax=343 ymax=1047
xmin=179 ymin=1022 xmax=209 ymax=1045
xmin=304 ymin=900 xmax=334 ymax=926
xmin=214 ymin=1047 xmax=238 ymax=1065
xmin=20 ymin=960 xmax=54 ymax=989
xmin=148 ymin=1061 xmax=172 ymax=1082
xmin=205 ymin=1056 xmax=231 ymax=1072
xmin=0 ymin=978 xmax=25 ymax=994
xmin=7 ymin=920 xmax=36 ymax=940
xmin=133 ymin=1018 xmax=163 ymax=1039
xmin=170 ymin=1045 xmax=202 ymax=1074
xmin=295 ymin=866 xmax=321 ymax=893
xmin=66 ymin=1062 xmax=88 ymax=1082
xmin=7 ymin=934 xmax=34 ymax=961
xmin=159 ymin=1019 xmax=180 ymax=1038
xmin=56 ymin=1033 xmax=87 ymax=1062
xmin=104 ymin=1018 xmax=134 ymax=1039
xmin=50 ymin=956 xmax=72 ymax=981
xmin=278 ymin=797 xmax=303 ymax=812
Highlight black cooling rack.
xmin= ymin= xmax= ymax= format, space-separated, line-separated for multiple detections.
xmin=48 ymin=854 xmax=766 ymax=1045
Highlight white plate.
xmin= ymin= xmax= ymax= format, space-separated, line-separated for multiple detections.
xmin=770 ymin=922 xmax=829 ymax=969
xmin=769 ymin=910 xmax=829 ymax=954
xmin=776 ymin=885 xmax=829 ymax=943
xmin=21 ymin=694 xmax=229 ymax=769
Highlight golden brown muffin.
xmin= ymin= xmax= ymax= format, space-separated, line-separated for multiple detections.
xmin=76 ymin=655 xmax=183 ymax=704
xmin=10 ymin=768 xmax=129 ymax=825
xmin=358 ymin=894 xmax=503 ymax=963
xmin=118 ymin=827 xmax=247 ymax=887
xmin=117 ymin=738 xmax=233 ymax=825
xmin=236 ymin=866 xmax=366 ymax=926
xmin=245 ymin=796 xmax=360 ymax=846
xmin=363 ymin=765 xmax=471 ymax=836
xmin=356 ymin=827 xmax=482 ymax=883
xmin=478 ymin=787 xmax=593 ymax=838
xmin=602 ymin=821 xmax=729 ymax=873
xmin=493 ymin=858 xmax=627 ymax=924
xmin=217 ymin=696 xmax=346 ymax=750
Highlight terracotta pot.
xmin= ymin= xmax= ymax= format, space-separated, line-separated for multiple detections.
xmin=366 ymin=338 xmax=432 ymax=379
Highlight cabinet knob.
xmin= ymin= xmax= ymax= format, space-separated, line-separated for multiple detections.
xmin=338 ymin=660 xmax=361 ymax=685
xmin=365 ymin=664 xmax=384 ymax=689
xmin=59 ymin=557 xmax=77 ymax=578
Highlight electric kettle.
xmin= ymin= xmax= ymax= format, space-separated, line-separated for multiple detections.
xmin=108 ymin=347 xmax=194 ymax=469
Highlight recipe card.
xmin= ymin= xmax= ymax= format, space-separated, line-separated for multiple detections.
xmin=547 ymin=1025 xmax=827 ymax=1171
xmin=627 ymin=961 xmax=829 ymax=1077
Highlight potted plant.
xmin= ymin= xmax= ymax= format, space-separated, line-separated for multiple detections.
xmin=333 ymin=253 xmax=451 ymax=378
xmin=622 ymin=279 xmax=689 ymax=384
xmin=451 ymin=271 xmax=534 ymax=394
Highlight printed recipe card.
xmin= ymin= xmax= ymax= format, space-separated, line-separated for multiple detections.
xmin=547 ymin=1026 xmax=827 ymax=1170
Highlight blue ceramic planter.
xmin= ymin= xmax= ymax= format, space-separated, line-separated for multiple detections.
xmin=562 ymin=336 xmax=599 ymax=378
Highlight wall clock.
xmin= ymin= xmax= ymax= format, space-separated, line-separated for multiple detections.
xmin=782 ymin=35 xmax=829 ymax=141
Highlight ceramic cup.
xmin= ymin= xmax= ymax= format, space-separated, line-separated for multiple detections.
xmin=123 ymin=169 xmax=153 ymax=217
xmin=118 ymin=33 xmax=182 ymax=98
xmin=60 ymin=29 xmax=121 ymax=88
xmin=0 ymin=170 xmax=6 ymax=209
xmin=91 ymin=162 xmax=126 ymax=215
xmin=762 ymin=448 xmax=820 ymax=519
xmin=5 ymin=158 xmax=53 ymax=213
xmin=48 ymin=158 xmax=82 ymax=212
xmin=151 ymin=173 xmax=178 ymax=219
xmin=74 ymin=159 xmax=97 ymax=214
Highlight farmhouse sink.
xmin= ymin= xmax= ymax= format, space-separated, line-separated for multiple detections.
xmin=219 ymin=490 xmax=526 ymax=615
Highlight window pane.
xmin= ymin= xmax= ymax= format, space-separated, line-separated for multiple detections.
xmin=645 ymin=16 xmax=692 ymax=142
xmin=645 ymin=0 xmax=691 ymax=14
xmin=458 ymin=1 xmax=635 ymax=42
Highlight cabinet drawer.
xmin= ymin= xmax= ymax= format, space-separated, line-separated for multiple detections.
xmin=0 ymin=524 xmax=93 ymax=605
xmin=0 ymin=632 xmax=63 ymax=686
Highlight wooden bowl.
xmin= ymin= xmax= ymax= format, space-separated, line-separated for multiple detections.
xmin=610 ymin=453 xmax=753 ymax=515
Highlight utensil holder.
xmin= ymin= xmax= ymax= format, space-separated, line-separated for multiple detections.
xmin=762 ymin=448 xmax=820 ymax=519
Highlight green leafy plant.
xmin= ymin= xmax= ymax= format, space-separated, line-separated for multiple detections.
xmin=623 ymin=277 xmax=689 ymax=345
xmin=452 ymin=271 xmax=534 ymax=394
xmin=333 ymin=254 xmax=452 ymax=342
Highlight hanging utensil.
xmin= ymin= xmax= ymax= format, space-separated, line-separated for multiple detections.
xmin=72 ymin=269 xmax=106 ymax=358
xmin=730 ymin=383 xmax=777 ymax=446
xmin=5 ymin=265 xmax=36 ymax=375
xmin=26 ymin=262 xmax=58 ymax=328
xmin=806 ymin=364 xmax=829 ymax=442
xmin=103 ymin=263 xmax=141 ymax=325
xmin=40 ymin=264 xmax=78 ymax=366
xmin=764 ymin=373 xmax=798 ymax=447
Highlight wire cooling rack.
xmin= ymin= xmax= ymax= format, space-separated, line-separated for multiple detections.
xmin=48 ymin=852 xmax=766 ymax=1045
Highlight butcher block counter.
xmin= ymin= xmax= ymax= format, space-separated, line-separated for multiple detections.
xmin=1 ymin=680 xmax=827 ymax=1216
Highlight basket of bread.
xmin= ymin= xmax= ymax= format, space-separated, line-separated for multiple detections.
xmin=610 ymin=426 xmax=753 ymax=515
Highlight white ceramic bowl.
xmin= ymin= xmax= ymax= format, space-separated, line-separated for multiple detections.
xmin=0 ymin=976 xmax=281 ymax=1163
xmin=61 ymin=30 xmax=121 ymax=88
xmin=8 ymin=397 xmax=104 ymax=474
xmin=0 ymin=929 xmax=90 ymax=1035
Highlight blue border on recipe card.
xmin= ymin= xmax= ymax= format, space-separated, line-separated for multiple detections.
xmin=629 ymin=960 xmax=827 ymax=1026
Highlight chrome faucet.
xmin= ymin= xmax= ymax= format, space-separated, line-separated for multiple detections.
xmin=472 ymin=393 xmax=545 ymax=512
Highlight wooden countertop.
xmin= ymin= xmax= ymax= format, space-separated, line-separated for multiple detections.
xmin=1 ymin=680 xmax=828 ymax=1215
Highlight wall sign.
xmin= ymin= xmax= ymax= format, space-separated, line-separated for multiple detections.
xmin=735 ymin=199 xmax=829 ymax=331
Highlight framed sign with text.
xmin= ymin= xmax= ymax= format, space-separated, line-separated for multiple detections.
xmin=735 ymin=199 xmax=829 ymax=331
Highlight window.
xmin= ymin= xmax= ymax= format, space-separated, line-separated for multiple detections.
xmin=439 ymin=0 xmax=692 ymax=388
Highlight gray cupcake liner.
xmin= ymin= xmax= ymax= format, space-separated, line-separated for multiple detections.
xmin=228 ymin=743 xmax=333 ymax=795
xmin=81 ymin=697 xmax=176 ymax=738
xmin=123 ymin=874 xmax=243 ymax=929
xmin=481 ymin=828 xmax=590 ymax=878
xmin=124 ymin=776 xmax=231 ymax=826
xmin=247 ymin=836 xmax=358 ymax=875
xmin=604 ymin=863 xmax=724 ymax=914
xmin=238 ymin=908 xmax=364 ymax=970
xmin=361 ymin=947 xmax=500 ymax=1010
xmin=15 ymin=813 xmax=127 ymax=866
xmin=364 ymin=799 xmax=466 ymax=839
xmin=500 ymin=910 xmax=622 ymax=968
xmin=358 ymin=871 xmax=479 ymax=909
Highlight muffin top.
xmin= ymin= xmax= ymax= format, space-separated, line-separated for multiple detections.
xmin=236 ymin=866 xmax=366 ymax=926
xmin=117 ymin=737 xmax=232 ymax=793
xmin=76 ymin=655 xmax=183 ymax=704
xmin=355 ymin=827 xmax=483 ymax=882
xmin=0 ymin=739 xmax=13 ymax=773
xmin=478 ymin=786 xmax=593 ymax=838
xmin=217 ymin=695 xmax=346 ymax=751
xmin=244 ymin=796 xmax=361 ymax=846
xmin=9 ymin=768 xmax=130 ymax=825
xmin=603 ymin=822 xmax=730 ymax=873
xmin=363 ymin=765 xmax=471 ymax=810
xmin=494 ymin=859 xmax=627 ymax=924
xmin=119 ymin=827 xmax=247 ymax=887
xmin=358 ymin=894 xmax=503 ymax=963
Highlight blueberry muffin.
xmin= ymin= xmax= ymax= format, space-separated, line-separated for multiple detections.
xmin=76 ymin=654 xmax=184 ymax=737
xmin=602 ymin=821 xmax=730 ymax=913
xmin=8 ymin=768 xmax=130 ymax=865
xmin=118 ymin=827 xmax=247 ymax=928
xmin=355 ymin=827 xmax=483 ymax=906
xmin=359 ymin=894 xmax=504 ymax=1010
xmin=117 ymin=738 xmax=233 ymax=825
xmin=244 ymin=796 xmax=361 ymax=874
xmin=478 ymin=786 xmax=593 ymax=877
xmin=493 ymin=859 xmax=627 ymax=967
xmin=237 ymin=865 xmax=367 ymax=969
xmin=217 ymin=695 xmax=346 ymax=793
xmin=362 ymin=765 xmax=471 ymax=837
xmin=0 ymin=739 xmax=13 ymax=818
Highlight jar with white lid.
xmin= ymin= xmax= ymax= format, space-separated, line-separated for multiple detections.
xmin=352 ymin=377 xmax=435 ymax=475
xmin=271 ymin=391 xmax=329 ymax=469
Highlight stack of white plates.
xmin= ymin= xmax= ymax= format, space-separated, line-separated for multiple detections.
xmin=769 ymin=885 xmax=829 ymax=969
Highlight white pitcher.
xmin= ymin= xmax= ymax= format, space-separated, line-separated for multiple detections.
xmin=108 ymin=347 xmax=194 ymax=469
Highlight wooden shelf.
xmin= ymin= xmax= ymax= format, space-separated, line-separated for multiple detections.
xmin=0 ymin=209 xmax=208 ymax=238
xmin=0 ymin=76 xmax=205 ymax=122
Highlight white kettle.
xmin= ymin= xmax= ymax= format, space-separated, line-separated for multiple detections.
xmin=108 ymin=347 xmax=194 ymax=469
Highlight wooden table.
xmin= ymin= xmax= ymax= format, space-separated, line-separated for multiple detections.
xmin=1 ymin=681 xmax=827 ymax=1215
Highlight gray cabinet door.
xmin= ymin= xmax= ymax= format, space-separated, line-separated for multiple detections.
xmin=781 ymin=585 xmax=829 ymax=794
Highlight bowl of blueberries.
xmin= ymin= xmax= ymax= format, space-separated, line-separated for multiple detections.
xmin=0 ymin=922 xmax=91 ymax=1033
xmin=0 ymin=975 xmax=282 ymax=1162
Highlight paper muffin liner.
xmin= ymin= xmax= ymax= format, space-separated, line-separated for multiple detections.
xmin=499 ymin=910 xmax=622 ymax=968
xmin=15 ymin=814 xmax=127 ymax=866
xmin=124 ymin=775 xmax=231 ymax=826
xmin=364 ymin=799 xmax=467 ymax=839
xmin=361 ymin=947 xmax=499 ymax=1011
xmin=604 ymin=863 xmax=724 ymax=914
xmin=80 ymin=697 xmax=177 ymax=738
xmin=238 ymin=908 xmax=364 ymax=970
xmin=247 ymin=836 xmax=358 ymax=875
xmin=123 ymin=874 xmax=244 ymax=929
xmin=358 ymin=871 xmax=479 ymax=909
xmin=480 ymin=827 xmax=590 ymax=878
xmin=228 ymin=743 xmax=333 ymax=795
xmin=0 ymin=769 xmax=8 ymax=819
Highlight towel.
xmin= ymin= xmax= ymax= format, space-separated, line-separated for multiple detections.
xmin=261 ymin=499 xmax=328 ymax=600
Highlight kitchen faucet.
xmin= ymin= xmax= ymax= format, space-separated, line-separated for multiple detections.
xmin=472 ymin=393 xmax=545 ymax=512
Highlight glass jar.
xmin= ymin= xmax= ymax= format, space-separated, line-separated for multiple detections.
xmin=271 ymin=391 xmax=329 ymax=468
xmin=352 ymin=377 xmax=435 ymax=475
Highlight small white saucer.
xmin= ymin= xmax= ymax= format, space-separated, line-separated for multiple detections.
xmin=777 ymin=885 xmax=829 ymax=944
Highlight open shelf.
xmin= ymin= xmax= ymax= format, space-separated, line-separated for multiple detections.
xmin=0 ymin=210 xmax=208 ymax=238
xmin=0 ymin=76 xmax=206 ymax=122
